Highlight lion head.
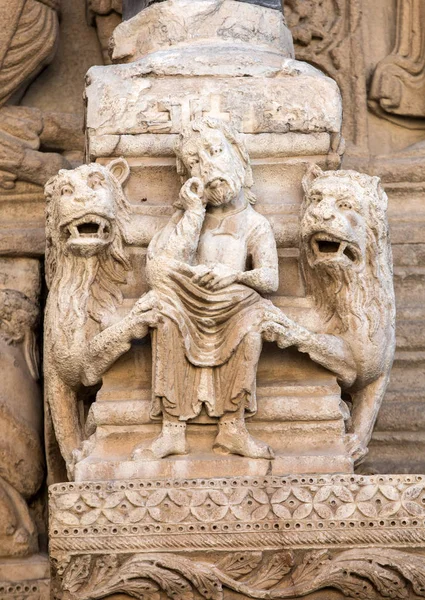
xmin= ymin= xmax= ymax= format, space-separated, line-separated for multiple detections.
xmin=300 ymin=165 xmax=395 ymax=336
xmin=45 ymin=159 xmax=132 ymax=329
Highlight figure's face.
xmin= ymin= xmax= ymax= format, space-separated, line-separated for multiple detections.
xmin=55 ymin=166 xmax=117 ymax=257
xmin=181 ymin=128 xmax=245 ymax=206
xmin=301 ymin=177 xmax=368 ymax=271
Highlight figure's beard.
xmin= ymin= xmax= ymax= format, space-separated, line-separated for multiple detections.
xmin=205 ymin=176 xmax=239 ymax=206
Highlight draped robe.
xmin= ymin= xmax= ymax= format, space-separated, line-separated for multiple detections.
xmin=147 ymin=202 xmax=278 ymax=420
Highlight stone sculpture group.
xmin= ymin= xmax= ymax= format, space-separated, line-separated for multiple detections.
xmin=44 ymin=116 xmax=395 ymax=477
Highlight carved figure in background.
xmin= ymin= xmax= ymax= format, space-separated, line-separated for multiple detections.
xmin=44 ymin=159 xmax=159 ymax=478
xmin=369 ymin=0 xmax=425 ymax=127
xmin=0 ymin=289 xmax=43 ymax=556
xmin=132 ymin=117 xmax=279 ymax=461
xmin=0 ymin=0 xmax=83 ymax=189
xmin=87 ymin=0 xmax=122 ymax=64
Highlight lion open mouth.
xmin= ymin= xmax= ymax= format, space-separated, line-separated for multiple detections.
xmin=311 ymin=234 xmax=360 ymax=265
xmin=63 ymin=214 xmax=112 ymax=245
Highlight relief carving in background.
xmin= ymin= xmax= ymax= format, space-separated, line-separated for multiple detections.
xmin=283 ymin=0 xmax=368 ymax=151
xmin=87 ymin=0 xmax=122 ymax=64
xmin=0 ymin=287 xmax=43 ymax=557
xmin=369 ymin=0 xmax=425 ymax=128
xmin=0 ymin=0 xmax=83 ymax=190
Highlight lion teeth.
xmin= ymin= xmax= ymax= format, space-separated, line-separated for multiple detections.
xmin=339 ymin=242 xmax=347 ymax=255
xmin=69 ymin=225 xmax=79 ymax=238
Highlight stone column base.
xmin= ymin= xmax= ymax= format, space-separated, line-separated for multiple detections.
xmin=50 ymin=474 xmax=425 ymax=599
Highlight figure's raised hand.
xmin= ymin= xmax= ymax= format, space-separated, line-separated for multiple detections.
xmin=175 ymin=177 xmax=205 ymax=211
xmin=193 ymin=263 xmax=239 ymax=291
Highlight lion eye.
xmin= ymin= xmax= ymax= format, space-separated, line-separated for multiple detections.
xmin=60 ymin=185 xmax=74 ymax=196
xmin=310 ymin=194 xmax=322 ymax=204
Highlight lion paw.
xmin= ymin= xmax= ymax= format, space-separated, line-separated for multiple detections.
xmin=346 ymin=433 xmax=368 ymax=466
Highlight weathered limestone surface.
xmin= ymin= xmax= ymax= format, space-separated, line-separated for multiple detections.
xmin=0 ymin=0 xmax=424 ymax=597
xmin=44 ymin=2 xmax=411 ymax=597
xmin=50 ymin=474 xmax=425 ymax=599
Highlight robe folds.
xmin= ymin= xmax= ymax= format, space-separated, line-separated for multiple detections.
xmin=150 ymin=271 xmax=274 ymax=420
xmin=147 ymin=202 xmax=278 ymax=421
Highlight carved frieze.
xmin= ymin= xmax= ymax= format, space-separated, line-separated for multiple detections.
xmin=50 ymin=474 xmax=425 ymax=598
xmin=50 ymin=474 xmax=425 ymax=553
xmin=54 ymin=548 xmax=425 ymax=600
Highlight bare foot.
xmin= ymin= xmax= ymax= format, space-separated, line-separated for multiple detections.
xmin=132 ymin=422 xmax=188 ymax=460
xmin=213 ymin=417 xmax=274 ymax=459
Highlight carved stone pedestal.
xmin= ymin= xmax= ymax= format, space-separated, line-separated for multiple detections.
xmin=50 ymin=474 xmax=425 ymax=599
xmin=79 ymin=338 xmax=352 ymax=481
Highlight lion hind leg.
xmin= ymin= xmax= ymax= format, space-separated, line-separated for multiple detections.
xmin=349 ymin=374 xmax=390 ymax=462
xmin=45 ymin=367 xmax=84 ymax=480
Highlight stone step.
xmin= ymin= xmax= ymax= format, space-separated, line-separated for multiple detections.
xmin=88 ymin=419 xmax=347 ymax=464
xmin=75 ymin=451 xmax=352 ymax=482
xmin=89 ymin=393 xmax=344 ymax=428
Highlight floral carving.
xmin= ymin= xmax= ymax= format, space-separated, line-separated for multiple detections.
xmin=50 ymin=475 xmax=425 ymax=532
xmin=56 ymin=549 xmax=425 ymax=600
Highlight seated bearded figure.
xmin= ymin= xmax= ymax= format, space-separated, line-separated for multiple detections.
xmin=133 ymin=117 xmax=279 ymax=461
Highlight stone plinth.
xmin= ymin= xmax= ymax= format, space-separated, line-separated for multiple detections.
xmin=50 ymin=474 xmax=425 ymax=599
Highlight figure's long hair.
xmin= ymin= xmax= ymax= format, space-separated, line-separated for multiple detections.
xmin=300 ymin=168 xmax=395 ymax=337
xmin=44 ymin=165 xmax=131 ymax=338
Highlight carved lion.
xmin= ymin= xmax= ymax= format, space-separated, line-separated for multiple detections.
xmin=299 ymin=165 xmax=396 ymax=463
xmin=44 ymin=159 xmax=158 ymax=478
